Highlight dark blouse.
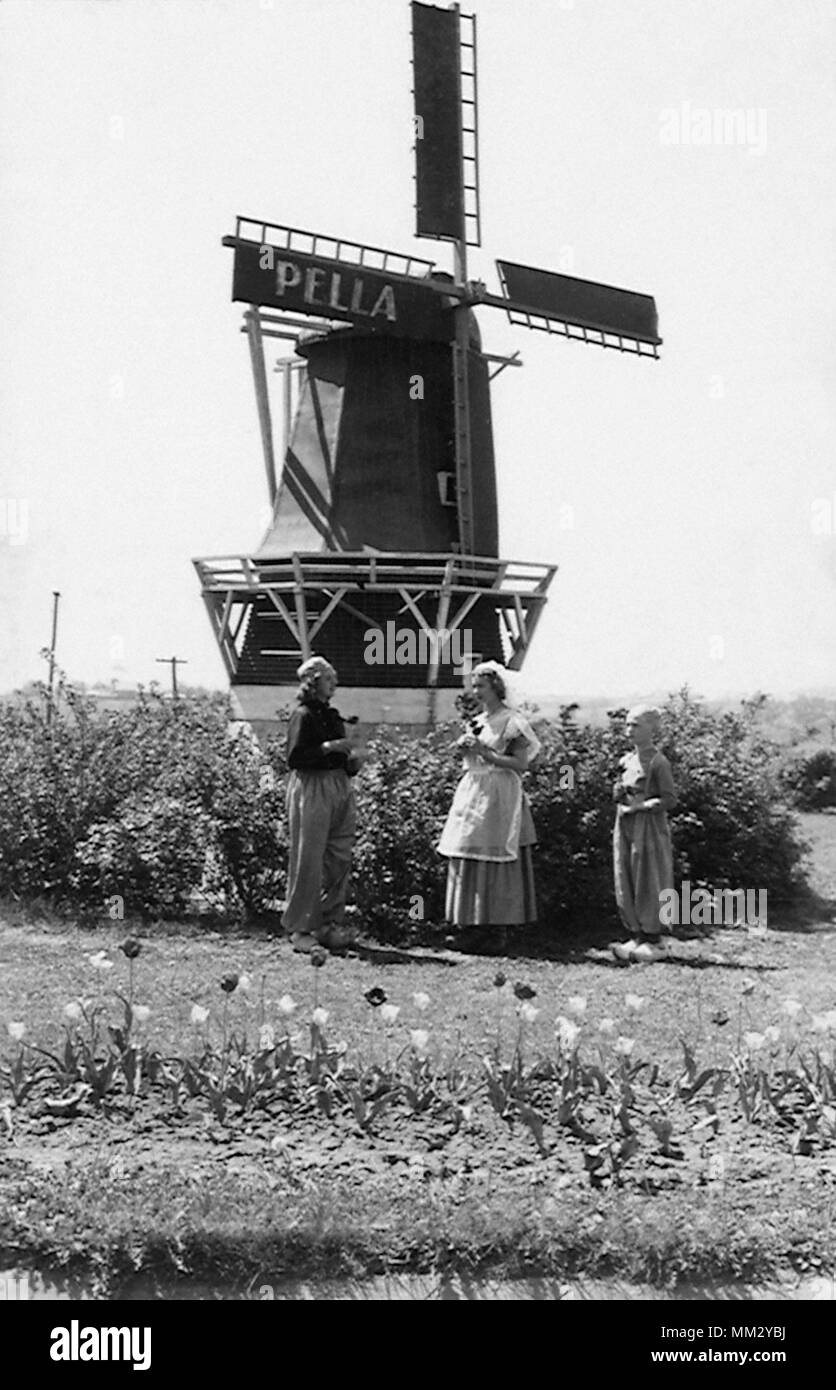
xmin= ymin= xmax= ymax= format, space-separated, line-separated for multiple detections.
xmin=286 ymin=699 xmax=356 ymax=774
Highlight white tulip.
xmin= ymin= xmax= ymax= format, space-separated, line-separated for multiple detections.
xmin=556 ymin=1016 xmax=580 ymax=1049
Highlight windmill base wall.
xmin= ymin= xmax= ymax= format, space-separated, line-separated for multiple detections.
xmin=230 ymin=684 xmax=460 ymax=742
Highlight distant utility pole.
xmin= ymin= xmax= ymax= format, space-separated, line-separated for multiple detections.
xmin=156 ymin=656 xmax=188 ymax=698
xmin=46 ymin=590 xmax=60 ymax=725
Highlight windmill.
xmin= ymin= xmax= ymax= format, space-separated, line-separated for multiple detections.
xmin=194 ymin=1 xmax=661 ymax=735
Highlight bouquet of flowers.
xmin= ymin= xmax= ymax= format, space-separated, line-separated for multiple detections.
xmin=455 ymin=689 xmax=483 ymax=736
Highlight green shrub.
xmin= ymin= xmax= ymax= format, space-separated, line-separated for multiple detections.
xmin=71 ymin=792 xmax=212 ymax=921
xmin=0 ymin=680 xmax=286 ymax=920
xmin=351 ymin=726 xmax=460 ymax=935
xmin=779 ymin=747 xmax=836 ymax=811
xmin=204 ymin=727 xmax=288 ymax=915
xmin=658 ymin=691 xmax=808 ymax=900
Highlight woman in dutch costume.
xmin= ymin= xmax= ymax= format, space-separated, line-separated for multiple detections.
xmin=438 ymin=662 xmax=541 ymax=949
xmin=611 ymin=704 xmax=677 ymax=963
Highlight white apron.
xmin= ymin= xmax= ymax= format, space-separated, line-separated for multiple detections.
xmin=438 ymin=709 xmax=540 ymax=863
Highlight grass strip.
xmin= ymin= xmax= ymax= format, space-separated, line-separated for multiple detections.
xmin=1 ymin=1158 xmax=833 ymax=1296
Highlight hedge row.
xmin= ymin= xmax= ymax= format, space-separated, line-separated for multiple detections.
xmin=0 ymin=682 xmax=809 ymax=933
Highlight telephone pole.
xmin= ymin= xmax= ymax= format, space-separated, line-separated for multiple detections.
xmin=155 ymin=656 xmax=188 ymax=698
xmin=46 ymin=590 xmax=60 ymax=725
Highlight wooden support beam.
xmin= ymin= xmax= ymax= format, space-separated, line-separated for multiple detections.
xmin=308 ymin=587 xmax=348 ymax=642
xmin=396 ymin=587 xmax=435 ymax=634
xmin=231 ymin=601 xmax=249 ymax=645
xmin=283 ymin=358 xmax=293 ymax=461
xmin=291 ymin=555 xmax=311 ymax=659
xmin=245 ymin=308 xmax=278 ymax=507
xmin=334 ymin=597 xmax=384 ymax=629
xmin=202 ymin=594 xmax=235 ymax=679
xmin=429 ymin=586 xmax=452 ymax=688
xmin=445 ymin=591 xmax=480 ymax=634
xmin=513 ymin=594 xmax=528 ymax=646
xmin=519 ymin=595 xmax=547 ymax=653
xmin=266 ymin=590 xmax=301 ymax=644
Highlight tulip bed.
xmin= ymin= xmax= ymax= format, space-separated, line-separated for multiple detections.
xmin=0 ymin=815 xmax=835 ymax=1294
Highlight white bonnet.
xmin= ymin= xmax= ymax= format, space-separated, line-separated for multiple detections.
xmin=297 ymin=655 xmax=336 ymax=682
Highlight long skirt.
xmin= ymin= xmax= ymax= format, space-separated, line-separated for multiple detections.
xmin=613 ymin=807 xmax=673 ymax=937
xmin=445 ymin=846 xmax=537 ymax=926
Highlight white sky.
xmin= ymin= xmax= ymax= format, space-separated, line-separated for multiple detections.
xmin=1 ymin=0 xmax=835 ymax=701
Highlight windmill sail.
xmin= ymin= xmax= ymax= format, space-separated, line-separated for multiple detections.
xmin=411 ymin=2 xmax=465 ymax=242
xmin=495 ymin=261 xmax=661 ymax=353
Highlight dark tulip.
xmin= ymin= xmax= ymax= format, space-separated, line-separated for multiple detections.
xmin=493 ymin=972 xmax=507 ymax=989
xmin=364 ymin=987 xmax=387 ymax=1007
xmin=119 ymin=937 xmax=142 ymax=960
xmin=309 ymin=947 xmax=328 ymax=968
xmin=513 ymin=982 xmax=537 ymax=1001
xmin=220 ymin=973 xmax=239 ymax=993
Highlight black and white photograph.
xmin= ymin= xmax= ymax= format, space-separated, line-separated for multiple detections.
xmin=1 ymin=0 xmax=835 ymax=1344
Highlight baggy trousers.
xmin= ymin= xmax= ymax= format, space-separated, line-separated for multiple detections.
xmin=282 ymin=769 xmax=357 ymax=938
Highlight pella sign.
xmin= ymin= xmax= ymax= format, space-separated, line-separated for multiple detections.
xmin=227 ymin=238 xmax=450 ymax=341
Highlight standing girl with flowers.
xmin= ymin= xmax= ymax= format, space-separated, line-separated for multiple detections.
xmin=438 ymin=662 xmax=541 ymax=951
xmin=612 ymin=704 xmax=677 ymax=960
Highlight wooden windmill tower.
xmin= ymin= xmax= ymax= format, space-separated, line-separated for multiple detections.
xmin=194 ymin=1 xmax=661 ymax=735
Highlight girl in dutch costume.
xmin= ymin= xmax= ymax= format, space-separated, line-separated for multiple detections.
xmin=439 ymin=662 xmax=541 ymax=945
xmin=611 ymin=704 xmax=677 ymax=963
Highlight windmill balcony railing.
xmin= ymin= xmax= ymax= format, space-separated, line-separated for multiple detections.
xmin=193 ymin=552 xmax=556 ymax=599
